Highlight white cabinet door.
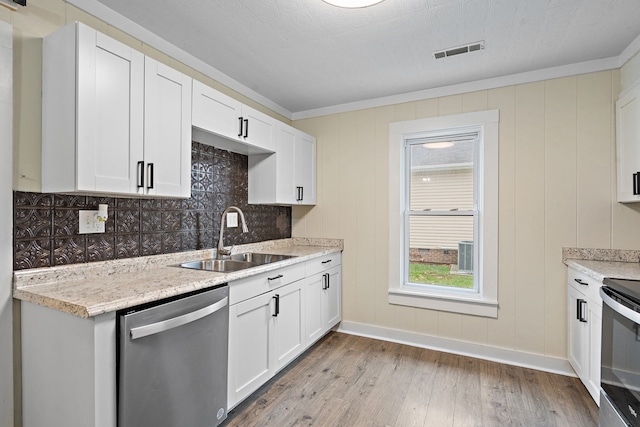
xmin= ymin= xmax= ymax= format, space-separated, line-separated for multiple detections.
xmin=616 ymin=84 xmax=640 ymax=203
xmin=271 ymin=281 xmax=305 ymax=373
xmin=78 ymin=29 xmax=145 ymax=194
xmin=240 ymin=105 xmax=276 ymax=152
xmin=275 ymin=125 xmax=296 ymax=203
xmin=143 ymin=57 xmax=192 ymax=198
xmin=567 ymin=285 xmax=588 ymax=381
xmin=586 ymin=300 xmax=602 ymax=403
xmin=294 ymin=131 xmax=316 ymax=204
xmin=43 ymin=22 xmax=145 ymax=195
xmin=304 ymin=273 xmax=325 ymax=345
xmin=227 ymin=292 xmax=273 ymax=409
xmin=567 ymin=280 xmax=601 ymax=404
xmin=324 ymin=265 xmax=342 ymax=328
xmin=305 ymin=264 xmax=342 ymax=346
xmin=192 ymin=80 xmax=242 ymax=142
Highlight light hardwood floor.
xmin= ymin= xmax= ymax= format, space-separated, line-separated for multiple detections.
xmin=223 ymin=332 xmax=598 ymax=427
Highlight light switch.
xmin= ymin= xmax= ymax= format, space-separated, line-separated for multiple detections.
xmin=226 ymin=212 xmax=238 ymax=228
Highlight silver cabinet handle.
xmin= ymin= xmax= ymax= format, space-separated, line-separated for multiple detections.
xmin=129 ymin=296 xmax=228 ymax=340
xmin=600 ymin=287 xmax=640 ymax=325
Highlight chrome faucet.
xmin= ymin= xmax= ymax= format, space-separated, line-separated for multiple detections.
xmin=216 ymin=206 xmax=249 ymax=259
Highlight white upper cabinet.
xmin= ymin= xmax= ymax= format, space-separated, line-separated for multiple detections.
xmin=240 ymin=104 xmax=276 ymax=152
xmin=192 ymin=80 xmax=242 ymax=142
xmin=192 ymin=80 xmax=276 ymax=153
xmin=42 ymin=22 xmax=192 ymax=198
xmin=143 ymin=57 xmax=192 ymax=198
xmin=248 ymin=123 xmax=316 ymax=206
xmin=616 ymin=83 xmax=640 ymax=203
xmin=294 ymin=131 xmax=316 ymax=204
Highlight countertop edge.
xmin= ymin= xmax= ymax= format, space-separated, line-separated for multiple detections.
xmin=565 ymin=259 xmax=640 ymax=283
xmin=13 ymin=239 xmax=343 ymax=318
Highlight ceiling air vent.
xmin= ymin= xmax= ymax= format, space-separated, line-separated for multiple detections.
xmin=434 ymin=41 xmax=484 ymax=60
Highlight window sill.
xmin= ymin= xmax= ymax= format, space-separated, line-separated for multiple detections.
xmin=388 ymin=288 xmax=498 ymax=318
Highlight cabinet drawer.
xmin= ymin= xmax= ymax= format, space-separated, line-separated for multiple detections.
xmin=306 ymin=252 xmax=342 ymax=277
xmin=229 ymin=263 xmax=305 ymax=305
xmin=568 ymin=267 xmax=602 ymax=306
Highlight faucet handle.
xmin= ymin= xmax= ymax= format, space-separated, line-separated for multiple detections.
xmin=218 ymin=246 xmax=233 ymax=258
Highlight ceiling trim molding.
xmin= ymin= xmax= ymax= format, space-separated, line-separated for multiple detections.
xmin=65 ymin=0 xmax=294 ymax=119
xmin=292 ymin=56 xmax=620 ymax=120
xmin=65 ymin=0 xmax=637 ymax=122
xmin=619 ymin=32 xmax=640 ymax=68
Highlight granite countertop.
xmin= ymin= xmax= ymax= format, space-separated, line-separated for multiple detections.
xmin=563 ymin=247 xmax=640 ymax=282
xmin=13 ymin=238 xmax=343 ymax=318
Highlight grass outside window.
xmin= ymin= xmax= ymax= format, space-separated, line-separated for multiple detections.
xmin=409 ymin=263 xmax=473 ymax=289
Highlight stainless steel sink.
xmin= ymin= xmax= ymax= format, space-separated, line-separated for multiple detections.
xmin=179 ymin=259 xmax=257 ymax=273
xmin=178 ymin=253 xmax=296 ymax=273
xmin=229 ymin=252 xmax=295 ymax=265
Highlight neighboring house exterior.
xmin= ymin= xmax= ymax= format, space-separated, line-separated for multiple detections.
xmin=409 ymin=140 xmax=474 ymax=266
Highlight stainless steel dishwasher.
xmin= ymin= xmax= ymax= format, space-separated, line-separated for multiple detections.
xmin=117 ymin=284 xmax=229 ymax=427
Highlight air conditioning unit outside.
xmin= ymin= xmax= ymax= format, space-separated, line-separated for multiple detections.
xmin=457 ymin=241 xmax=473 ymax=274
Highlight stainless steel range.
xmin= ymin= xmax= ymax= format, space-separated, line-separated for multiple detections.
xmin=600 ymin=278 xmax=640 ymax=427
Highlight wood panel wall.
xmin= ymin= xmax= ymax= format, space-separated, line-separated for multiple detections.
xmin=292 ymin=70 xmax=640 ymax=359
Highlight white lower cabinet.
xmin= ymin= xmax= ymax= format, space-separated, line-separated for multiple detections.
xmin=21 ymin=303 xmax=117 ymax=427
xmin=227 ymin=279 xmax=305 ymax=409
xmin=567 ymin=267 xmax=601 ymax=404
xmin=227 ymin=291 xmax=272 ymax=409
xmin=228 ymin=253 xmax=342 ymax=410
xmin=305 ymin=264 xmax=342 ymax=345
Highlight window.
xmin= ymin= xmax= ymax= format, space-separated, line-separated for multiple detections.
xmin=388 ymin=110 xmax=499 ymax=318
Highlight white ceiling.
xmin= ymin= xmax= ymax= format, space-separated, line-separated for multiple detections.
xmin=88 ymin=0 xmax=640 ymax=117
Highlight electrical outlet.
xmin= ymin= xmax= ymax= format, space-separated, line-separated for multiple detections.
xmin=79 ymin=211 xmax=105 ymax=234
xmin=226 ymin=212 xmax=238 ymax=228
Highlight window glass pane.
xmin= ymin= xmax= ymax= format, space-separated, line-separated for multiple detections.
xmin=408 ymin=215 xmax=474 ymax=289
xmin=409 ymin=139 xmax=474 ymax=211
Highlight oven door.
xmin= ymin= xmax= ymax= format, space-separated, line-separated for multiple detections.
xmin=601 ymin=286 xmax=640 ymax=427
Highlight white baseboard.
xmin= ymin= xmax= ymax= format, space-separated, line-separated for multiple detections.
xmin=336 ymin=321 xmax=576 ymax=378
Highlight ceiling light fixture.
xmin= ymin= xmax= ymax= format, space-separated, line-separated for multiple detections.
xmin=322 ymin=0 xmax=385 ymax=8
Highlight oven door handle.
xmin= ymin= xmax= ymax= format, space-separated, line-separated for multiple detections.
xmin=600 ymin=287 xmax=640 ymax=325
xmin=129 ymin=296 xmax=228 ymax=340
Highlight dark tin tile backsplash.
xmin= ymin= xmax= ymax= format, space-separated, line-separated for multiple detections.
xmin=13 ymin=142 xmax=291 ymax=270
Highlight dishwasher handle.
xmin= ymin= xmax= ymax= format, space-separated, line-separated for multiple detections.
xmin=129 ymin=296 xmax=228 ymax=340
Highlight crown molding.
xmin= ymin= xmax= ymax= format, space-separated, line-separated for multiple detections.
xmin=292 ymin=56 xmax=620 ymax=120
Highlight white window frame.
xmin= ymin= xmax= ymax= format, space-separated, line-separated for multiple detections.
xmin=388 ymin=110 xmax=499 ymax=318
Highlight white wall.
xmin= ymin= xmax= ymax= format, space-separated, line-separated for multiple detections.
xmin=0 ymin=19 xmax=13 ymax=427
